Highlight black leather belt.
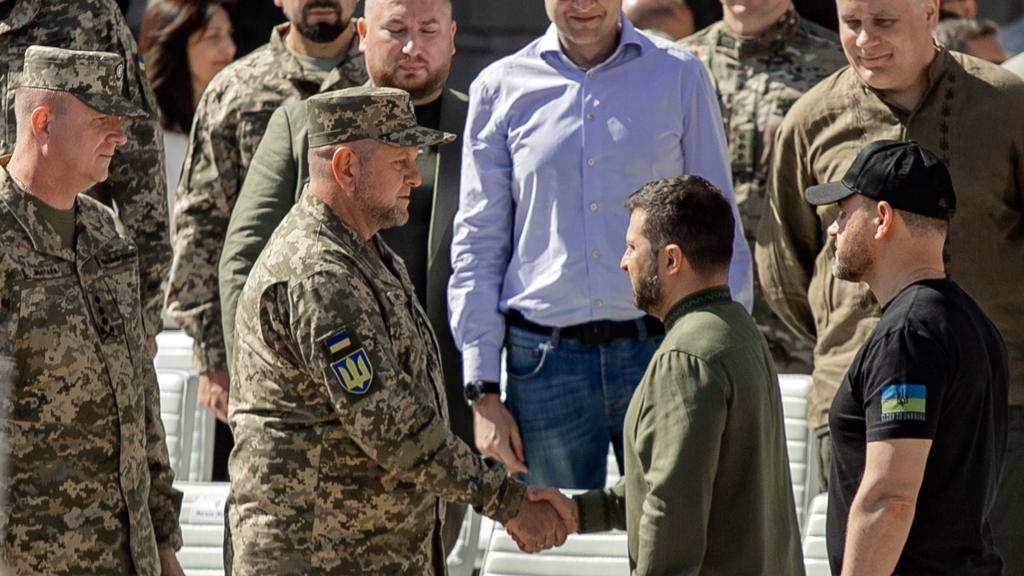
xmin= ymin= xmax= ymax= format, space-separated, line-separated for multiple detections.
xmin=505 ymin=309 xmax=664 ymax=347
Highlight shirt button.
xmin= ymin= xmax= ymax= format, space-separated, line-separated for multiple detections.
xmin=592 ymin=250 xmax=600 ymax=259
xmin=587 ymin=71 xmax=595 ymax=80
xmin=586 ymin=158 xmax=595 ymax=167
xmin=586 ymin=113 xmax=594 ymax=121
xmin=589 ymin=202 xmax=598 ymax=212
xmin=594 ymin=299 xmax=604 ymax=308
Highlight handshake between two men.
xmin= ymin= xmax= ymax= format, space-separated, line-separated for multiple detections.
xmin=504 ymin=487 xmax=581 ymax=553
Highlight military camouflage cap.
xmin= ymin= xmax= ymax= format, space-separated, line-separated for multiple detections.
xmin=16 ymin=45 xmax=147 ymax=118
xmin=306 ymin=86 xmax=456 ymax=149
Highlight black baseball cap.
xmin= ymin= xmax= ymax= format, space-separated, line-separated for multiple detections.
xmin=805 ymin=140 xmax=956 ymax=220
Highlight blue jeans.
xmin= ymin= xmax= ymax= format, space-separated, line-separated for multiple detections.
xmin=504 ymin=324 xmax=661 ymax=489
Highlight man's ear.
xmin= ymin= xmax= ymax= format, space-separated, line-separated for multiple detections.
xmin=662 ymin=243 xmax=686 ymax=276
xmin=357 ymin=18 xmax=368 ymax=51
xmin=29 ymin=106 xmax=52 ymax=143
xmin=332 ymin=146 xmax=358 ymax=190
xmin=874 ymin=201 xmax=896 ymax=240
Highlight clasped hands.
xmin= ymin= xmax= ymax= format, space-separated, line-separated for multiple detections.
xmin=504 ymin=486 xmax=580 ymax=553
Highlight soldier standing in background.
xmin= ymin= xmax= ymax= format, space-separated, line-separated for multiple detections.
xmin=0 ymin=0 xmax=172 ymax=354
xmin=164 ymin=0 xmax=368 ymax=479
xmin=0 ymin=46 xmax=182 ymax=576
xmin=679 ymin=0 xmax=846 ymax=374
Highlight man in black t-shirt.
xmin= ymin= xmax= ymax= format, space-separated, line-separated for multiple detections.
xmin=805 ymin=140 xmax=1009 ymax=575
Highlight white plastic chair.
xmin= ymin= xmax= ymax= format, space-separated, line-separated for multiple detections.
xmin=480 ymin=522 xmax=629 ymax=576
xmin=447 ymin=506 xmax=483 ymax=576
xmin=176 ymin=481 xmax=230 ymax=576
xmin=778 ymin=373 xmax=814 ymax=528
xmin=802 ymin=493 xmax=830 ymax=576
xmin=155 ymin=330 xmax=215 ymax=482
xmin=157 ymin=370 xmax=195 ymax=480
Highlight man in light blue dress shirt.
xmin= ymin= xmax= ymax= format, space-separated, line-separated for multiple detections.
xmin=449 ymin=0 xmax=752 ymax=489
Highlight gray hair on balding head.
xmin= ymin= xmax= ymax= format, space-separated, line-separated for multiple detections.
xmin=13 ymin=87 xmax=68 ymax=136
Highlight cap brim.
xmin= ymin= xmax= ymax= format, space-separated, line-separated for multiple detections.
xmin=75 ymin=92 xmax=149 ymax=119
xmin=805 ymin=181 xmax=855 ymax=206
xmin=379 ymin=125 xmax=456 ymax=148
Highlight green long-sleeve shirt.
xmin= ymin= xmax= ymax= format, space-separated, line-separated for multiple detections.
xmin=574 ymin=287 xmax=803 ymax=576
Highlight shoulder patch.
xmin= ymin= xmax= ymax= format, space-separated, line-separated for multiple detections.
xmin=324 ymin=329 xmax=373 ymax=395
xmin=880 ymin=384 xmax=926 ymax=422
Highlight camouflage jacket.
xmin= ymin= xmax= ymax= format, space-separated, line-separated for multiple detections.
xmin=0 ymin=164 xmax=182 ymax=575
xmin=679 ymin=9 xmax=845 ymax=373
xmin=165 ymin=22 xmax=367 ymax=373
xmin=227 ymin=192 xmax=524 ymax=576
xmin=679 ymin=9 xmax=845 ymax=242
xmin=0 ymin=0 xmax=172 ymax=339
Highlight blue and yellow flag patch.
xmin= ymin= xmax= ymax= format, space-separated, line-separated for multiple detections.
xmin=323 ymin=328 xmax=373 ymax=395
xmin=880 ymin=384 xmax=926 ymax=422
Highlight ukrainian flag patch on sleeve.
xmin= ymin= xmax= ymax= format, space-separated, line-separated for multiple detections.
xmin=880 ymin=384 xmax=926 ymax=422
xmin=323 ymin=328 xmax=373 ymax=395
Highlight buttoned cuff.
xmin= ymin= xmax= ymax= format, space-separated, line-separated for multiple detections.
xmin=573 ymin=490 xmax=614 ymax=534
xmin=461 ymin=343 xmax=502 ymax=384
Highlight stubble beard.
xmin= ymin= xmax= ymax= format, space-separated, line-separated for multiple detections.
xmin=632 ymin=261 xmax=663 ymax=315
xmin=374 ymin=58 xmax=450 ymax=103
xmin=832 ymin=237 xmax=871 ymax=282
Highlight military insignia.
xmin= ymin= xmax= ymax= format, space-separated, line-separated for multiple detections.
xmin=134 ymin=54 xmax=145 ymax=72
xmin=323 ymin=329 xmax=373 ymax=395
xmin=880 ymin=384 xmax=926 ymax=422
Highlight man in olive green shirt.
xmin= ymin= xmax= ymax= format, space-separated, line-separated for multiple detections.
xmin=530 ymin=176 xmax=803 ymax=575
xmin=757 ymin=0 xmax=1024 ymax=567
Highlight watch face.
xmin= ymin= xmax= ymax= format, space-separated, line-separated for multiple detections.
xmin=464 ymin=383 xmax=481 ymax=404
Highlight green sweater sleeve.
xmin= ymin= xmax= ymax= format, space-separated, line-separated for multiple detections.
xmin=219 ymin=104 xmax=302 ymax=368
xmin=573 ymin=478 xmax=627 ymax=533
xmin=635 ymin=352 xmax=729 ymax=575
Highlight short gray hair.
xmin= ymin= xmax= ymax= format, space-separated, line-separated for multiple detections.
xmin=934 ymin=17 xmax=999 ymax=52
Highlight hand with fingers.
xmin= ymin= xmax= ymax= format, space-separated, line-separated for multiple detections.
xmin=505 ymin=498 xmax=568 ymax=553
xmin=198 ymin=369 xmax=230 ymax=423
xmin=473 ymin=394 xmax=528 ymax=476
xmin=526 ymin=485 xmax=579 ymax=534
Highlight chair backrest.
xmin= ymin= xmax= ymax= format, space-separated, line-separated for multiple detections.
xmin=177 ymin=481 xmax=230 ymax=576
xmin=155 ymin=330 xmax=216 ymax=482
xmin=480 ymin=524 xmax=629 ymax=576
xmin=802 ymin=493 xmax=830 ymax=576
xmin=778 ymin=373 xmax=813 ymax=529
xmin=155 ymin=331 xmax=197 ymax=374
xmin=447 ymin=507 xmax=483 ymax=576
xmin=157 ymin=370 xmax=195 ymax=480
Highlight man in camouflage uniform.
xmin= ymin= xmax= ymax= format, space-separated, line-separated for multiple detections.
xmin=227 ymin=87 xmax=567 ymax=575
xmin=0 ymin=46 xmax=182 ymax=576
xmin=0 ymin=0 xmax=172 ymax=350
xmin=679 ymin=0 xmax=846 ymax=373
xmin=164 ymin=0 xmax=368 ymax=471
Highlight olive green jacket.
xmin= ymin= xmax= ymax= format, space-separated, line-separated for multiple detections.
xmin=219 ymin=87 xmax=472 ymax=443
xmin=757 ymin=49 xmax=1024 ymax=426
xmin=574 ymin=287 xmax=803 ymax=576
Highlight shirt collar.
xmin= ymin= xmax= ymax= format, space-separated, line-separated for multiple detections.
xmin=713 ymin=7 xmax=801 ymax=60
xmin=0 ymin=158 xmax=76 ymax=261
xmin=663 ymin=286 xmax=733 ymax=331
xmin=539 ymin=13 xmax=646 ymax=68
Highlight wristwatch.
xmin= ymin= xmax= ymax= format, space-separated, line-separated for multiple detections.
xmin=463 ymin=379 xmax=501 ymax=406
